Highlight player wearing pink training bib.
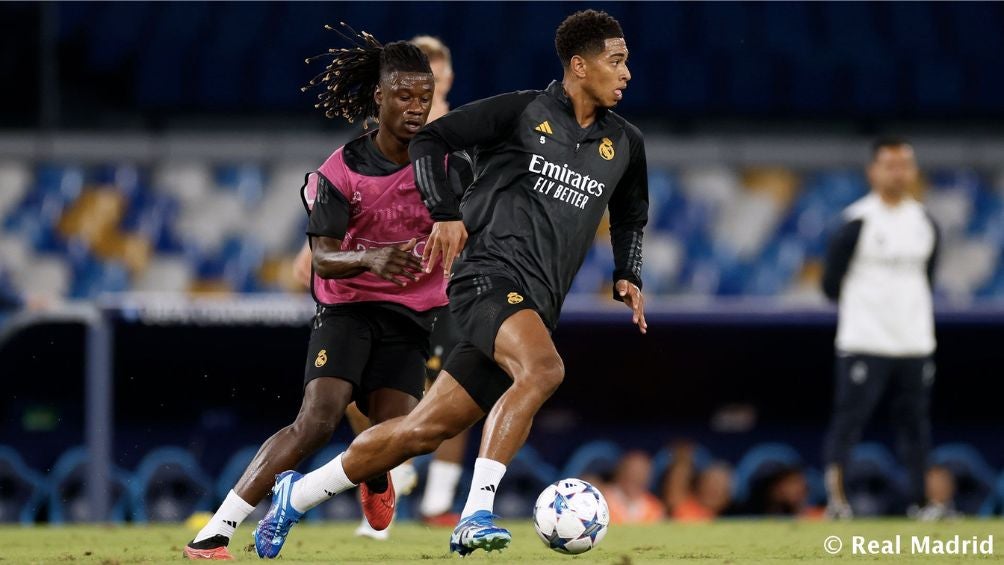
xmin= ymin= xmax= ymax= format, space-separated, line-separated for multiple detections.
xmin=185 ymin=31 xmax=441 ymax=560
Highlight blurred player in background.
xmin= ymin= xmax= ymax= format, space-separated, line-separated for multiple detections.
xmin=257 ymin=9 xmax=649 ymax=558
xmin=292 ymin=35 xmax=470 ymax=539
xmin=821 ymin=138 xmax=941 ymax=520
xmin=185 ymin=31 xmax=446 ymax=560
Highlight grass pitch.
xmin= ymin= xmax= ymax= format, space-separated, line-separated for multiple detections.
xmin=1 ymin=519 xmax=1002 ymax=564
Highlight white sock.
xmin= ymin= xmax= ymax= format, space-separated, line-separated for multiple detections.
xmin=390 ymin=461 xmax=418 ymax=498
xmin=290 ymin=453 xmax=357 ymax=513
xmin=193 ymin=490 xmax=255 ymax=543
xmin=460 ymin=458 xmax=506 ymax=518
xmin=420 ymin=460 xmax=463 ymax=516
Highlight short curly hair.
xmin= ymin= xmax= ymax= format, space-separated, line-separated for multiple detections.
xmin=554 ymin=10 xmax=624 ymax=67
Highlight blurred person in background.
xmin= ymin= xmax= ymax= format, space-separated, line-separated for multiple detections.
xmin=603 ymin=450 xmax=664 ymax=524
xmin=185 ymin=33 xmax=445 ymax=560
xmin=918 ymin=465 xmax=959 ymax=520
xmin=821 ymin=138 xmax=941 ymax=520
xmin=744 ymin=465 xmax=823 ymax=519
xmin=292 ymin=35 xmax=472 ymax=537
xmin=662 ymin=443 xmax=734 ymax=521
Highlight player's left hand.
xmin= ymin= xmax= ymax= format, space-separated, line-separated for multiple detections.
xmin=616 ymin=279 xmax=647 ymax=334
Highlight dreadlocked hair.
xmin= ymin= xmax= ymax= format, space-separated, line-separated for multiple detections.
xmin=303 ymin=22 xmax=431 ymax=125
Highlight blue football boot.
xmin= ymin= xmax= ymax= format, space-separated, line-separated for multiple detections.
xmin=252 ymin=471 xmax=305 ymax=559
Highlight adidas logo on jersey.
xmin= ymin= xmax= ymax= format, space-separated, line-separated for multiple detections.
xmin=480 ymin=484 xmax=497 ymax=492
xmin=534 ymin=121 xmax=554 ymax=135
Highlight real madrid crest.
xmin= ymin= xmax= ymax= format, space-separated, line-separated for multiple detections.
xmin=599 ymin=137 xmax=615 ymax=161
xmin=314 ymin=349 xmax=328 ymax=368
xmin=507 ymin=292 xmax=524 ymax=305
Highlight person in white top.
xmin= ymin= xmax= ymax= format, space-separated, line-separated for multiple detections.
xmin=820 ymin=138 xmax=942 ymax=520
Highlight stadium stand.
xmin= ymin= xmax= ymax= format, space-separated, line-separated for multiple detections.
xmin=3 ymin=158 xmax=1003 ymax=302
xmin=0 ymin=445 xmax=46 ymax=524
xmin=47 ymin=445 xmax=131 ymax=524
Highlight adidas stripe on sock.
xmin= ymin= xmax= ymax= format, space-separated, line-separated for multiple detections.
xmin=460 ymin=458 xmax=507 ymax=518
xmin=193 ymin=490 xmax=255 ymax=544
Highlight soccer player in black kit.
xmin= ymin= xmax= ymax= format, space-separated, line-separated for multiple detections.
xmin=264 ymin=10 xmax=648 ymax=557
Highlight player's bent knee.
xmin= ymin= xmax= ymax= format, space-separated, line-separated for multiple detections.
xmin=514 ymin=356 xmax=564 ymax=397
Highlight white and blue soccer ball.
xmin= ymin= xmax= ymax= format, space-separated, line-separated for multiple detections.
xmin=533 ymin=478 xmax=609 ymax=554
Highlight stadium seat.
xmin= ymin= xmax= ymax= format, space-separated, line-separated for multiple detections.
xmin=936 ymin=240 xmax=998 ymax=300
xmin=0 ymin=161 xmax=30 ymax=219
xmin=843 ymin=443 xmax=908 ymax=517
xmin=647 ymin=444 xmax=712 ymax=492
xmin=978 ymin=470 xmax=1004 ymax=517
xmin=928 ymin=443 xmax=996 ymax=514
xmin=731 ymin=443 xmax=803 ymax=504
xmin=12 ymin=255 xmax=71 ymax=298
xmin=134 ymin=256 xmax=193 ymax=293
xmin=561 ymin=440 xmax=623 ymax=481
xmin=0 ymin=446 xmax=46 ymax=524
xmin=47 ymin=446 xmax=132 ymax=523
xmin=129 ymin=447 xmax=213 ymax=523
xmin=495 ymin=445 xmax=560 ymax=518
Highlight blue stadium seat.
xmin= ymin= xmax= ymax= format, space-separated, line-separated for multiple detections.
xmin=732 ymin=443 xmax=803 ymax=504
xmin=0 ymin=446 xmax=46 ymax=524
xmin=91 ymin=162 xmax=144 ymax=199
xmin=929 ymin=443 xmax=996 ymax=514
xmin=495 ymin=445 xmax=560 ymax=518
xmin=746 ymin=237 xmax=806 ymax=295
xmin=129 ymin=447 xmax=213 ymax=523
xmin=47 ymin=446 xmax=132 ymax=523
xmin=214 ymin=446 xmax=259 ymax=503
xmin=220 ymin=236 xmax=266 ymax=293
xmin=35 ymin=163 xmax=84 ymax=202
xmin=978 ymin=470 xmax=1004 ymax=517
xmin=561 ymin=440 xmax=622 ymax=481
xmin=70 ymin=259 xmax=130 ymax=300
xmin=844 ymin=443 xmax=908 ymax=517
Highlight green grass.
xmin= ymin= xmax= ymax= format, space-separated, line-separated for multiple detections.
xmin=1 ymin=519 xmax=1003 ymax=564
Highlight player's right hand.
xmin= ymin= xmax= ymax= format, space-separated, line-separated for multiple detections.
xmin=364 ymin=238 xmax=423 ymax=286
xmin=423 ymin=220 xmax=468 ymax=277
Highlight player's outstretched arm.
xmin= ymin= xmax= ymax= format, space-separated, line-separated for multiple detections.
xmin=615 ymin=279 xmax=647 ymax=334
xmin=312 ymin=236 xmax=422 ymax=286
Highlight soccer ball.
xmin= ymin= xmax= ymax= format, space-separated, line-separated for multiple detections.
xmin=533 ymin=478 xmax=609 ymax=554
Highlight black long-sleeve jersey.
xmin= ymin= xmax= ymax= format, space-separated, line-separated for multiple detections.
xmin=409 ymin=80 xmax=649 ymax=329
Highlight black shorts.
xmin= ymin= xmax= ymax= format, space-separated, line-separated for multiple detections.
xmin=441 ymin=274 xmax=538 ymax=412
xmin=425 ymin=308 xmax=462 ymax=379
xmin=304 ymin=303 xmax=429 ymax=416
xmin=446 ymin=274 xmax=539 ymax=358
